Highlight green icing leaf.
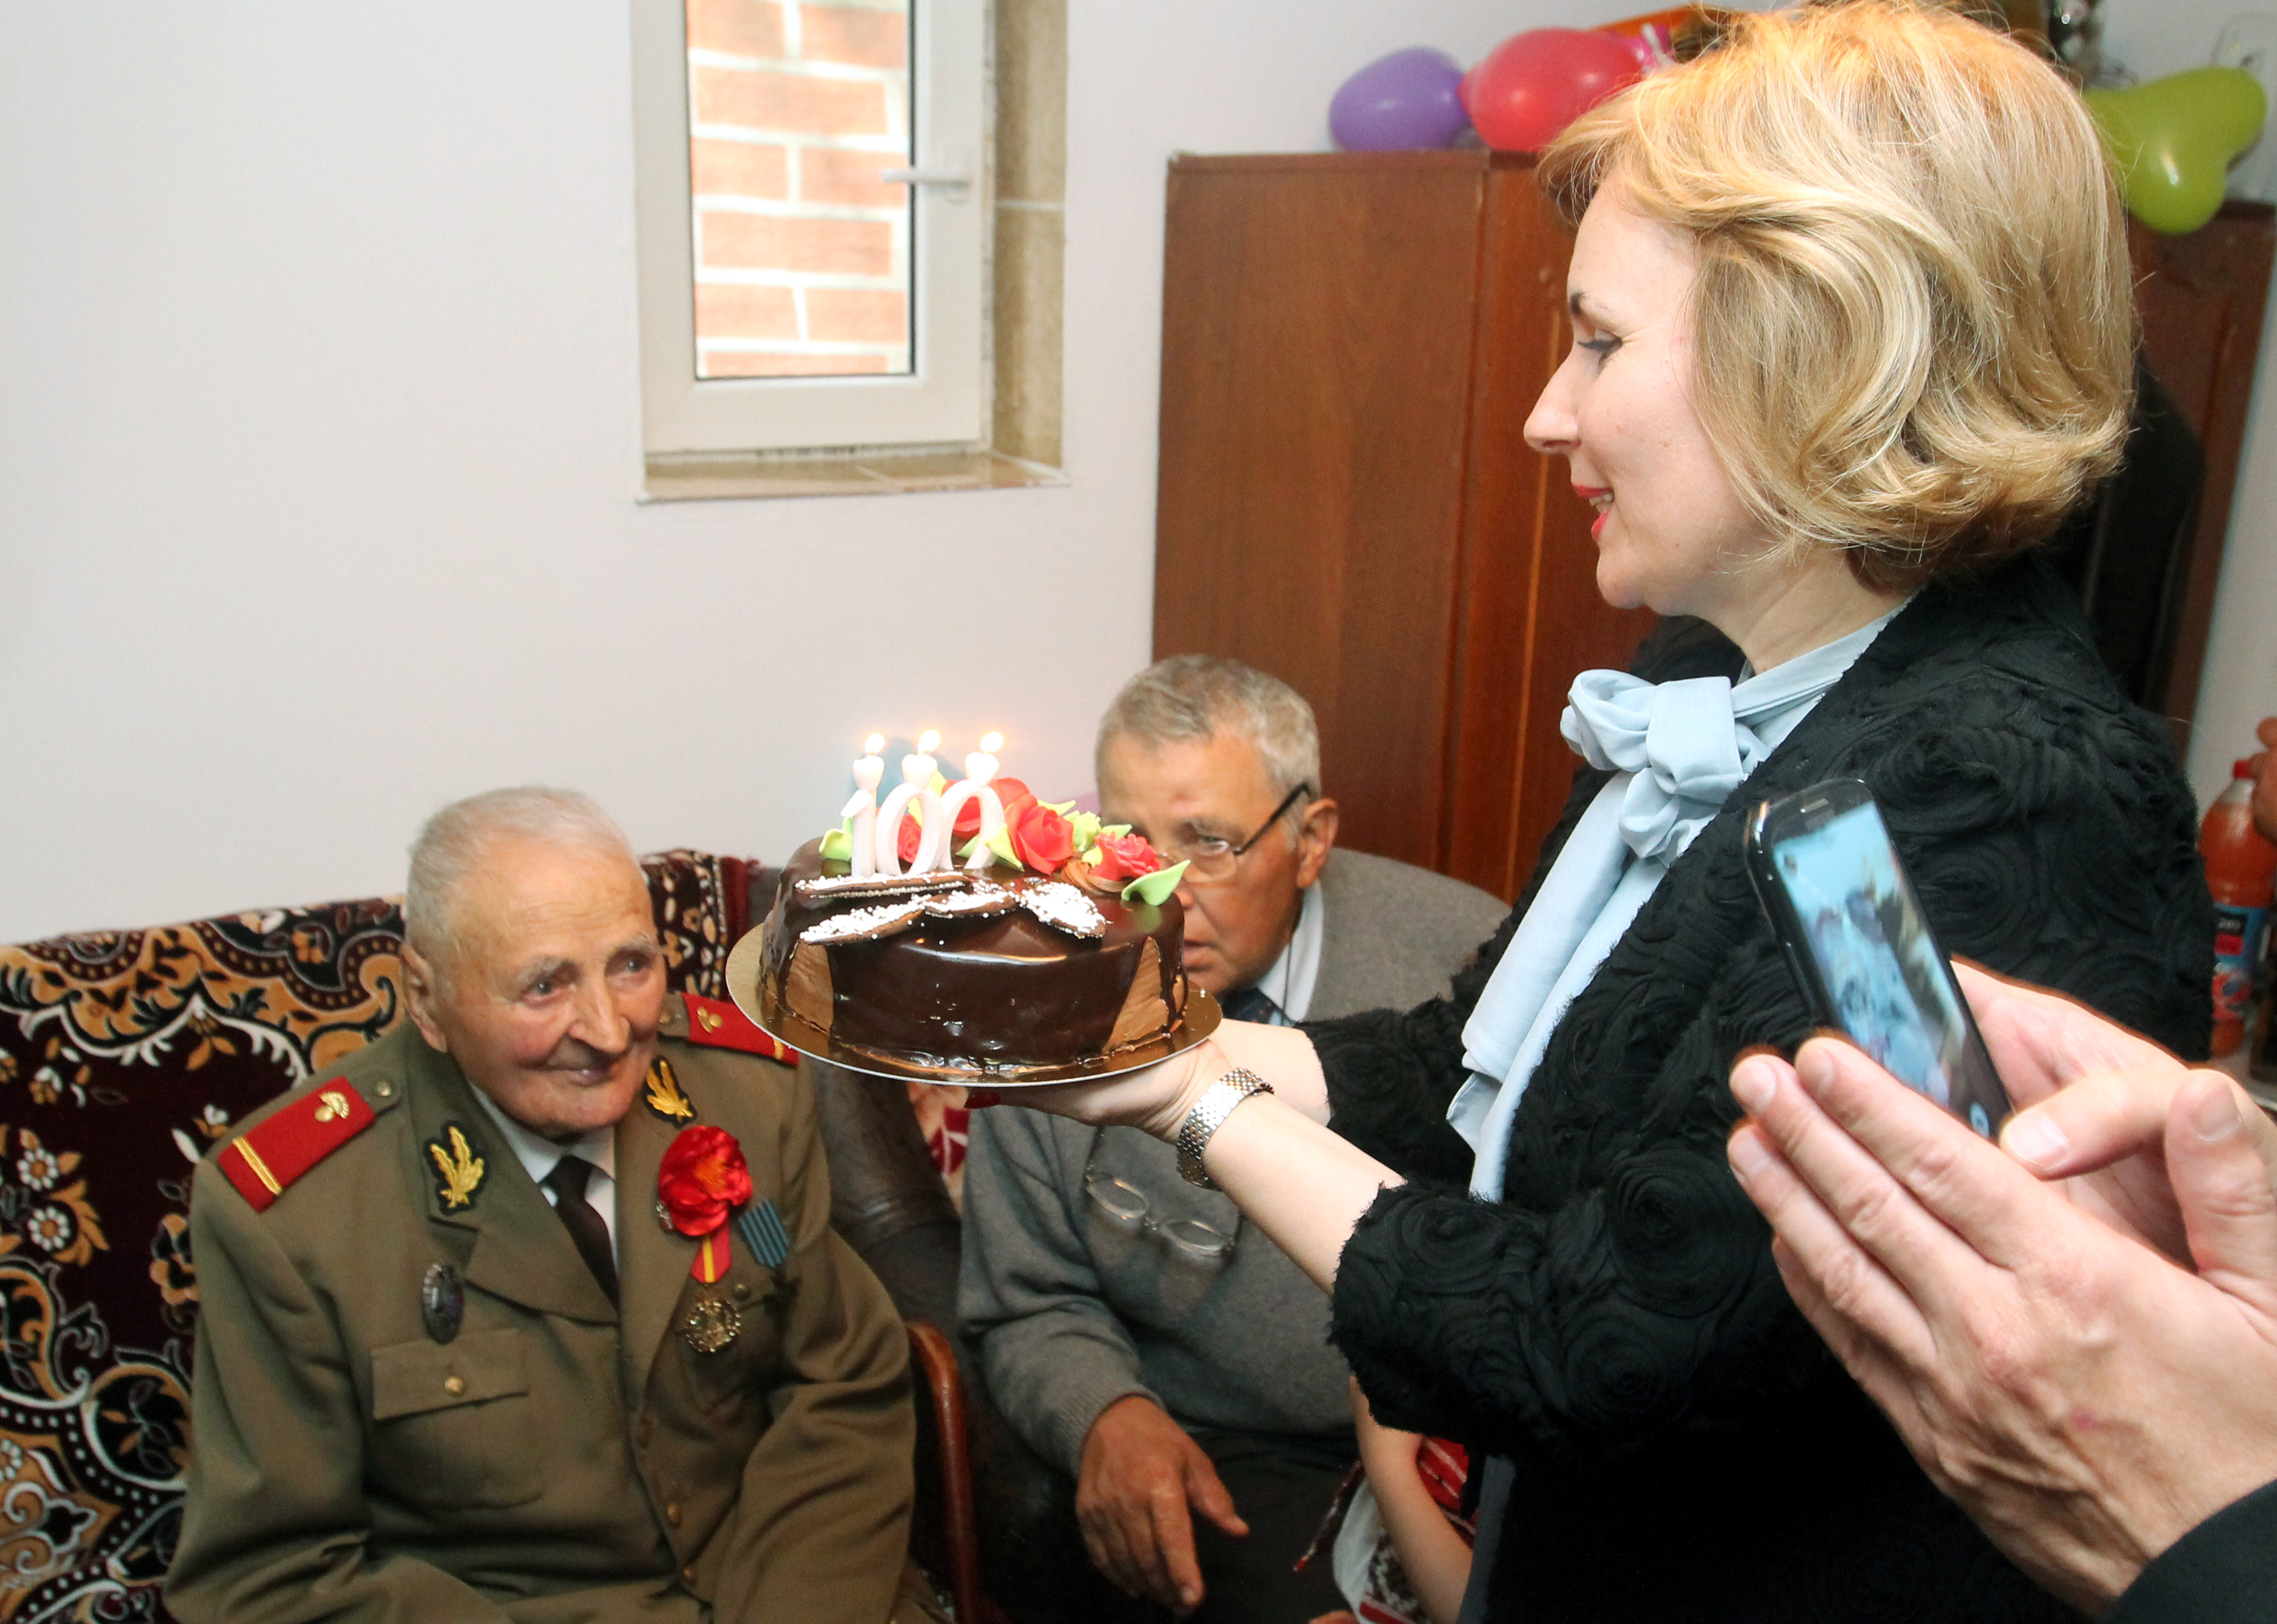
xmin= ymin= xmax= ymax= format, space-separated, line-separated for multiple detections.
xmin=985 ymin=824 xmax=1023 ymax=869
xmin=1068 ymin=811 xmax=1102 ymax=854
xmin=1042 ymin=798 xmax=1076 ymax=816
xmin=819 ymin=820 xmax=853 ymax=862
xmin=1100 ymin=822 xmax=1132 ymax=839
xmin=958 ymin=833 xmax=1004 ymax=868
xmin=1121 ymin=861 xmax=1189 ymax=905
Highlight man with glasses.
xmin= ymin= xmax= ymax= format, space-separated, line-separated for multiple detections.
xmin=959 ymin=658 xmax=1505 ymax=1622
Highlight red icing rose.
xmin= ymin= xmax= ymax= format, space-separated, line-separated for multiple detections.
xmin=1090 ymin=831 xmax=1164 ymax=884
xmin=657 ymin=1125 xmax=752 ymax=1237
xmin=996 ymin=779 xmax=1036 ymax=822
xmin=1009 ymin=802 xmax=1075 ymax=872
xmin=959 ymin=776 xmax=1027 ymax=839
xmin=897 ymin=810 xmax=923 ymax=864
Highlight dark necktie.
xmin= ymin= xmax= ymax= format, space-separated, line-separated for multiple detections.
xmin=1218 ymin=984 xmax=1283 ymax=1025
xmin=542 ymin=1154 xmax=619 ymax=1304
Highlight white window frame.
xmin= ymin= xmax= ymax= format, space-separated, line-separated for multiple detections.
xmin=630 ymin=0 xmax=990 ymax=456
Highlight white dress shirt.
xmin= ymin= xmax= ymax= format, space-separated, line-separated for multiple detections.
xmin=470 ymin=1085 xmax=621 ymax=1262
xmin=1249 ymin=881 xmax=1326 ymax=1025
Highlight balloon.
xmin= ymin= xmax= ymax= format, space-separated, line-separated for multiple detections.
xmin=1330 ymin=47 xmax=1470 ymax=151
xmin=2086 ymin=67 xmax=2267 ymax=236
xmin=1462 ymin=29 xmax=1643 ymax=154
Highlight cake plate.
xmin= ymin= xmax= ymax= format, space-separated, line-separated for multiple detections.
xmin=723 ymin=924 xmax=1223 ymax=1088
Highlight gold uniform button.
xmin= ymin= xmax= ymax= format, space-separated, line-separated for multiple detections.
xmin=666 ymin=1501 xmax=683 ymax=1528
xmin=681 ymin=1567 xmax=698 ymax=1588
xmin=731 ymin=1282 xmax=751 ymax=1302
xmin=442 ymin=1376 xmax=466 ymax=1397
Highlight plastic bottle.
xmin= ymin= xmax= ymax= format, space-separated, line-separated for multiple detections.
xmin=2203 ymin=759 xmax=2277 ymax=1057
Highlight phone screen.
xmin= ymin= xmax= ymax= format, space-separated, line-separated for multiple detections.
xmin=1754 ymin=791 xmax=2009 ymax=1136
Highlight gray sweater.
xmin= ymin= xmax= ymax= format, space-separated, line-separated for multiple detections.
xmin=958 ymin=849 xmax=1508 ymax=1474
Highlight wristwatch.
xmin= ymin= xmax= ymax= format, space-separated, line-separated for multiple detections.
xmin=1174 ymin=1068 xmax=1275 ymax=1189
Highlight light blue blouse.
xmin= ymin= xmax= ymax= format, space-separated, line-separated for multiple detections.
xmin=1450 ymin=606 xmax=1905 ymax=1200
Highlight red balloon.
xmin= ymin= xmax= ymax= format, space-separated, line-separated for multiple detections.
xmin=1462 ymin=29 xmax=1644 ymax=153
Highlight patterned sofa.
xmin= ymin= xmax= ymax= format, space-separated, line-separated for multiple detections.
xmin=0 ymin=852 xmax=985 ymax=1623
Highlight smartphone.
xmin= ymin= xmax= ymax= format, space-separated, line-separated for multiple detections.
xmin=1743 ymin=778 xmax=2010 ymax=1138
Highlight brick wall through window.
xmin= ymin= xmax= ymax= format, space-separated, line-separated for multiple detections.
xmin=686 ymin=0 xmax=912 ymax=378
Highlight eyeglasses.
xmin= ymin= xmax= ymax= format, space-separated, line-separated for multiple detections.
xmin=1150 ymin=783 xmax=1313 ymax=887
xmin=1083 ymin=1142 xmax=1238 ymax=1265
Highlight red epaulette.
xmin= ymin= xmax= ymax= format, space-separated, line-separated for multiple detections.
xmin=219 ymin=1081 xmax=377 ymax=1212
xmin=682 ymin=992 xmax=797 ymax=1065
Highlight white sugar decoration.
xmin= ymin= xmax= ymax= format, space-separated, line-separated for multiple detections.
xmin=797 ymin=870 xmax=965 ymax=904
xmin=1022 ymin=881 xmax=1106 ymax=939
xmin=801 ymin=899 xmax=928 ymax=945
xmin=924 ymin=883 xmax=1016 ymax=918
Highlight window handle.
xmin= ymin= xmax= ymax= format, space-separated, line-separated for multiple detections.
xmin=879 ymin=149 xmax=972 ymax=200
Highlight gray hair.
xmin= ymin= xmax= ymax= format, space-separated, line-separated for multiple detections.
xmin=1096 ymin=656 xmax=1321 ymax=805
xmin=404 ymin=786 xmax=637 ymax=968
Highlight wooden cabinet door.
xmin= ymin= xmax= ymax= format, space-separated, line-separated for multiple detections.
xmin=2128 ymin=203 xmax=2275 ymax=739
xmin=1155 ymin=151 xmax=1654 ymax=896
xmin=1155 ymin=152 xmax=1493 ymax=872
xmin=1445 ymin=163 xmax=1654 ymax=900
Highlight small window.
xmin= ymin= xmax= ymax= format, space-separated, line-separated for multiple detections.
xmin=631 ymin=0 xmax=987 ymax=457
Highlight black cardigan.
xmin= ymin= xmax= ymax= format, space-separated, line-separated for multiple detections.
xmin=2106 ymin=1477 xmax=2277 ymax=1621
xmin=1314 ymin=558 xmax=2212 ymax=1623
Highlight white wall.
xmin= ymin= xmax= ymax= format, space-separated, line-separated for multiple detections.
xmin=0 ymin=0 xmax=1633 ymax=940
xmin=1 ymin=0 xmax=2266 ymax=940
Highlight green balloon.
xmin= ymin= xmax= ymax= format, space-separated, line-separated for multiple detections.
xmin=2087 ymin=67 xmax=2267 ymax=236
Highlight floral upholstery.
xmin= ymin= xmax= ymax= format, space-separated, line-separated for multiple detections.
xmin=0 ymin=852 xmax=750 ymax=1621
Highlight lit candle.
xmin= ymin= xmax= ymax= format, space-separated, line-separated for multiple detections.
xmin=844 ymin=734 xmax=885 ymax=878
xmin=938 ymin=731 xmax=1006 ymax=872
xmin=875 ymin=730 xmax=948 ymax=875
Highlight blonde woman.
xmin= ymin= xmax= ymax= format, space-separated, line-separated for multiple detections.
xmin=1017 ymin=5 xmax=2211 ymax=1619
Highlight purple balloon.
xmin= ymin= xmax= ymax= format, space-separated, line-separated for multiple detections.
xmin=1331 ymin=47 xmax=1471 ymax=151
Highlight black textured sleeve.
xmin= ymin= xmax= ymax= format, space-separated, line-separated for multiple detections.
xmin=1303 ymin=909 xmax=1514 ymax=1182
xmin=1323 ymin=865 xmax=1801 ymax=1458
xmin=1321 ymin=653 xmax=2210 ymax=1462
xmin=2106 ymin=1477 xmax=2277 ymax=1624
xmin=1870 ymin=700 xmax=2212 ymax=1062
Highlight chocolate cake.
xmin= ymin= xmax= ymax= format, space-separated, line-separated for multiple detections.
xmin=760 ymin=840 xmax=1193 ymax=1077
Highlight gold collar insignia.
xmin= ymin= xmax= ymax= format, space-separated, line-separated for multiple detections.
xmin=426 ymin=1122 xmax=486 ymax=1211
xmin=644 ymin=1057 xmax=697 ymax=1125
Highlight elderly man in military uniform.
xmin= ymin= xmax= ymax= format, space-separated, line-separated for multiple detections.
xmin=168 ymin=787 xmax=930 ymax=1622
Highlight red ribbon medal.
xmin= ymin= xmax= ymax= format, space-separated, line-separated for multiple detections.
xmin=657 ymin=1125 xmax=754 ymax=1281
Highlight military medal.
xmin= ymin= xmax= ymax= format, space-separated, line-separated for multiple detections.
xmin=681 ymin=1295 xmax=741 ymax=1354
xmin=656 ymin=1126 xmax=799 ymax=1351
xmin=735 ymin=1200 xmax=792 ymax=1272
xmin=421 ymin=1262 xmax=464 ymax=1344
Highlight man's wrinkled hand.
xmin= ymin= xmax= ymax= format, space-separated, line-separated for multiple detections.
xmin=1727 ymin=1025 xmax=2277 ymax=1614
xmin=1076 ymin=1395 xmax=1248 ymax=1616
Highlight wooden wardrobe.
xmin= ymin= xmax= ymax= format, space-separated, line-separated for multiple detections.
xmin=1154 ymin=150 xmax=1646 ymax=902
xmin=1152 ymin=149 xmax=2272 ymax=900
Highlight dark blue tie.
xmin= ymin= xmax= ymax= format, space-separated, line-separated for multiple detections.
xmin=1218 ymin=985 xmax=1282 ymax=1025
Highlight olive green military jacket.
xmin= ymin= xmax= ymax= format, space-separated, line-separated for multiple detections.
xmin=166 ymin=1003 xmax=914 ymax=1623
